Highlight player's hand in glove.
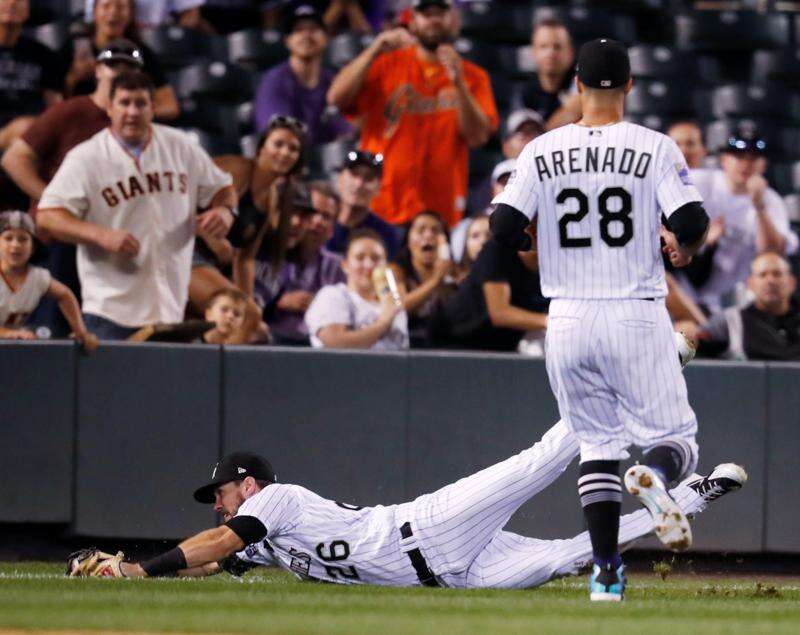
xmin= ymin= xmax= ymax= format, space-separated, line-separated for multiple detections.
xmin=66 ymin=548 xmax=126 ymax=578
xmin=674 ymin=330 xmax=696 ymax=368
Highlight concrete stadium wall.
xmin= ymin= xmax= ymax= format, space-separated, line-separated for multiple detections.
xmin=0 ymin=342 xmax=795 ymax=553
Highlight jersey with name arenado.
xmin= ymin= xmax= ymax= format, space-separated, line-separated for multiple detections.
xmin=494 ymin=121 xmax=702 ymax=299
xmin=234 ymin=483 xmax=418 ymax=586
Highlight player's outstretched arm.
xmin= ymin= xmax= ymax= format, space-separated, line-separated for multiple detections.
xmin=120 ymin=525 xmax=245 ymax=578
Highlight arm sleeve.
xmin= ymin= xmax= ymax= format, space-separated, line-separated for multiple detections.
xmin=234 ymin=485 xmax=298 ymax=543
xmin=21 ymin=105 xmax=62 ymax=157
xmin=763 ymin=189 xmax=799 ymax=255
xmin=33 ymin=267 xmax=53 ymax=300
xmin=491 ymin=142 xmax=539 ymax=220
xmin=190 ymin=141 xmax=234 ymax=208
xmin=37 ymin=149 xmax=91 ymax=218
xmin=225 ymin=515 xmax=268 ymax=545
xmin=656 ymin=137 xmax=703 ymax=219
xmin=304 ymin=285 xmax=352 ymax=342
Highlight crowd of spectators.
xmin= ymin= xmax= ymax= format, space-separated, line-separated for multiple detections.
xmin=1 ymin=0 xmax=799 ymax=361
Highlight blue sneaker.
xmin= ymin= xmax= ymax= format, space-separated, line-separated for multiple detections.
xmin=589 ymin=563 xmax=626 ymax=602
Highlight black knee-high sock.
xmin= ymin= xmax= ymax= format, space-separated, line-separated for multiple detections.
xmin=579 ymin=460 xmax=622 ymax=569
xmin=643 ymin=444 xmax=684 ymax=486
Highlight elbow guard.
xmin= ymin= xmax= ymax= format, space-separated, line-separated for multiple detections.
xmin=489 ymin=203 xmax=532 ymax=251
xmin=666 ymin=202 xmax=709 ymax=247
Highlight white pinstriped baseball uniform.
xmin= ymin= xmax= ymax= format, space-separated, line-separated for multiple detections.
xmin=232 ymin=419 xmax=710 ymax=588
xmin=493 ymin=122 xmax=702 ymax=466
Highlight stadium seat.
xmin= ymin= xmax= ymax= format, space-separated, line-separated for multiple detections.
xmin=751 ymin=50 xmax=800 ymax=87
xmin=628 ymin=45 xmax=698 ymax=81
xmin=29 ymin=22 xmax=71 ymax=52
xmin=183 ymin=128 xmax=240 ymax=156
xmin=625 ymin=80 xmax=697 ymax=117
xmin=325 ymin=32 xmax=372 ymax=69
xmin=461 ymin=2 xmax=533 ymax=44
xmin=226 ymin=29 xmax=288 ymax=71
xmin=175 ymin=99 xmax=240 ymax=140
xmin=674 ymin=12 xmax=790 ymax=52
xmin=623 ymin=114 xmax=671 ymax=133
xmin=307 ymin=139 xmax=355 ymax=179
xmin=712 ymin=84 xmax=800 ymax=123
xmin=237 ymin=102 xmax=254 ymax=135
xmin=532 ymin=6 xmax=637 ymax=46
xmin=140 ymin=26 xmax=218 ymax=70
xmin=240 ymin=133 xmax=259 ymax=160
xmin=469 ymin=147 xmax=504 ymax=183
xmin=453 ymin=37 xmax=498 ymax=72
xmin=175 ymin=62 xmax=255 ymax=105
xmin=496 ymin=45 xmax=536 ymax=79
xmin=785 ymin=194 xmax=800 ymax=223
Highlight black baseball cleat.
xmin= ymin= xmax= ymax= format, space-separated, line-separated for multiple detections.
xmin=686 ymin=463 xmax=747 ymax=502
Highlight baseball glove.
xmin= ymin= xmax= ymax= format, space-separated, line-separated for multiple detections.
xmin=66 ymin=548 xmax=126 ymax=578
xmin=674 ymin=330 xmax=696 ymax=368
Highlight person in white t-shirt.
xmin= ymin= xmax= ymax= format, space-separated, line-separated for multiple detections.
xmin=305 ymin=228 xmax=408 ymax=350
xmin=37 ymin=71 xmax=235 ymax=340
xmin=0 ymin=211 xmax=97 ymax=350
xmin=674 ymin=123 xmax=799 ymax=313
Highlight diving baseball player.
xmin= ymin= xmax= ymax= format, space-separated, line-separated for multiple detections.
xmin=490 ymin=39 xmax=710 ymax=600
xmin=67 ymin=430 xmax=745 ymax=588
xmin=36 ymin=70 xmax=235 ymax=340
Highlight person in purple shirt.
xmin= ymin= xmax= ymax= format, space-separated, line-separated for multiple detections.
xmin=253 ymin=4 xmax=351 ymax=145
xmin=326 ymin=150 xmax=400 ymax=259
xmin=265 ymin=180 xmax=346 ymax=345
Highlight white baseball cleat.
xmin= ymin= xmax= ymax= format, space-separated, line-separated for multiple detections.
xmin=686 ymin=463 xmax=748 ymax=504
xmin=625 ymin=465 xmax=692 ymax=552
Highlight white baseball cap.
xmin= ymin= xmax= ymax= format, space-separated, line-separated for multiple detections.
xmin=491 ymin=159 xmax=517 ymax=185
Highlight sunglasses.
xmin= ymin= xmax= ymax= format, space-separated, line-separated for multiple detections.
xmin=267 ymin=114 xmax=308 ymax=135
xmin=345 ymin=150 xmax=383 ymax=170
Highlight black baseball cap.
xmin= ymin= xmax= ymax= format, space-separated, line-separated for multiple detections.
xmin=290 ymin=181 xmax=315 ymax=213
xmin=193 ymin=451 xmax=276 ymax=504
xmin=282 ymin=4 xmax=325 ymax=35
xmin=413 ymin=0 xmax=452 ymax=9
xmin=576 ymin=38 xmax=630 ymax=89
xmin=96 ymin=39 xmax=144 ymax=68
xmin=723 ymin=122 xmax=767 ymax=155
xmin=340 ymin=150 xmax=383 ymax=174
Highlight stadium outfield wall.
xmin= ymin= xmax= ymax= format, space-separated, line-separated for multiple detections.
xmin=1 ymin=342 xmax=797 ymax=553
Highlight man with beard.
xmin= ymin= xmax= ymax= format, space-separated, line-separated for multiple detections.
xmin=327 ymin=0 xmax=498 ymax=228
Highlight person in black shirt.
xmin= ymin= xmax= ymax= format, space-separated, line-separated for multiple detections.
xmin=689 ymin=253 xmax=800 ymax=361
xmin=0 ymin=0 xmax=64 ymax=149
xmin=430 ymin=228 xmax=548 ymax=352
xmin=517 ymin=18 xmax=578 ymax=130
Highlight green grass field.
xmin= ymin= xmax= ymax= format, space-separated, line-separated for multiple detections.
xmin=1 ymin=563 xmax=799 ymax=635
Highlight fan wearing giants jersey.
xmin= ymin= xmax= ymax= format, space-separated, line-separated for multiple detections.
xmin=491 ymin=39 xmax=710 ymax=602
xmin=86 ymin=419 xmax=745 ymax=588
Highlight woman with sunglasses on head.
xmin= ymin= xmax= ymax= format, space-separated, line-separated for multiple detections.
xmin=64 ymin=0 xmax=179 ymax=120
xmin=193 ymin=115 xmax=307 ymax=342
xmin=390 ymin=210 xmax=457 ymax=347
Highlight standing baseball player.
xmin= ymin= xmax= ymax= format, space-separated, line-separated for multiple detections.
xmin=491 ymin=39 xmax=710 ymax=601
xmin=36 ymin=71 xmax=235 ymax=340
xmin=67 ymin=426 xmax=745 ymax=588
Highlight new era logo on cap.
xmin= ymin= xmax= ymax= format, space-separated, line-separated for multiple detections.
xmin=237 ymin=467 xmax=247 ymax=474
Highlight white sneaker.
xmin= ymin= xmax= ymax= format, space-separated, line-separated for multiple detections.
xmin=625 ymin=465 xmax=692 ymax=552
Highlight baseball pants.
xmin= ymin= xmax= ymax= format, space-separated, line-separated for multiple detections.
xmin=544 ymin=297 xmax=698 ymax=469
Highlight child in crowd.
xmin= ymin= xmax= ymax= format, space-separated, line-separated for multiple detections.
xmin=305 ymin=229 xmax=408 ymax=350
xmin=202 ymin=288 xmax=250 ymax=345
xmin=0 ymin=211 xmax=97 ymax=350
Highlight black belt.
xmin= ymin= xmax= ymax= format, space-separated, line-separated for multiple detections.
xmin=400 ymin=522 xmax=440 ymax=587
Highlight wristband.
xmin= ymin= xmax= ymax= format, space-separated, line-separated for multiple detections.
xmin=139 ymin=547 xmax=187 ymax=578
